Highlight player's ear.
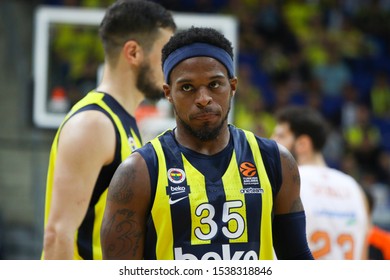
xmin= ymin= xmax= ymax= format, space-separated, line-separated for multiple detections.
xmin=163 ymin=84 xmax=172 ymax=103
xmin=230 ymin=77 xmax=238 ymax=97
xmin=123 ymin=40 xmax=143 ymax=66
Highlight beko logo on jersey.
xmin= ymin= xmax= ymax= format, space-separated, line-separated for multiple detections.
xmin=167 ymin=168 xmax=186 ymax=184
xmin=166 ymin=184 xmax=191 ymax=205
xmin=170 ymin=186 xmax=185 ymax=192
xmin=174 ymin=244 xmax=258 ymax=260
xmin=166 ymin=185 xmax=190 ymax=196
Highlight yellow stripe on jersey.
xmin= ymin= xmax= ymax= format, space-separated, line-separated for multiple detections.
xmin=243 ymin=130 xmax=274 ymax=259
xmin=183 ymin=156 xmax=210 ymax=245
xmin=150 ymin=138 xmax=175 ymax=259
xmin=221 ymin=151 xmax=248 ymax=244
xmin=92 ymin=190 xmax=107 ymax=260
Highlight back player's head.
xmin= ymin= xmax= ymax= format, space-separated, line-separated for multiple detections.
xmin=100 ymin=0 xmax=176 ymax=63
xmin=160 ymin=26 xmax=237 ymax=142
xmin=272 ymin=105 xmax=329 ymax=159
xmin=99 ymin=0 xmax=176 ymax=100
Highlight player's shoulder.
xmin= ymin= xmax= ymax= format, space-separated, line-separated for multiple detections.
xmin=62 ymin=109 xmax=114 ymax=140
xmin=135 ymin=141 xmax=155 ymax=155
xmin=300 ymin=165 xmax=359 ymax=186
xmin=328 ymin=167 xmax=359 ymax=185
xmin=133 ymin=141 xmax=157 ymax=165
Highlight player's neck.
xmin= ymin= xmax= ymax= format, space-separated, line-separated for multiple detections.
xmin=298 ymin=152 xmax=327 ymax=167
xmin=174 ymin=125 xmax=231 ymax=156
xmin=97 ymin=68 xmax=143 ymax=115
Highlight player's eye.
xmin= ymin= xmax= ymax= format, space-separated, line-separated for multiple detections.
xmin=182 ymin=84 xmax=194 ymax=92
xmin=209 ymin=81 xmax=221 ymax=89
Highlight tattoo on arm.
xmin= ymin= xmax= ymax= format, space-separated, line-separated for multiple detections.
xmin=103 ymin=163 xmax=143 ymax=258
xmin=290 ymin=198 xmax=304 ymax=212
xmin=104 ymin=209 xmax=143 ymax=258
xmin=107 ymin=165 xmax=136 ymax=204
xmin=281 ymin=151 xmax=300 ymax=186
xmin=280 ymin=147 xmax=304 ymax=213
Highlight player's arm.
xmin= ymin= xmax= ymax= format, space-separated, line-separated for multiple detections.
xmin=43 ymin=111 xmax=116 ymax=259
xmin=101 ymin=152 xmax=151 ymax=260
xmin=272 ymin=143 xmax=313 ymax=260
xmin=274 ymin=143 xmax=302 ymax=215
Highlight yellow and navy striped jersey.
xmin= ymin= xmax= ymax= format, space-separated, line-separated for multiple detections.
xmin=137 ymin=125 xmax=282 ymax=260
xmin=42 ymin=91 xmax=142 ymax=260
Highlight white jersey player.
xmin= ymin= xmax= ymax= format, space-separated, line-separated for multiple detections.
xmin=299 ymin=165 xmax=368 ymax=259
xmin=272 ymin=105 xmax=369 ymax=259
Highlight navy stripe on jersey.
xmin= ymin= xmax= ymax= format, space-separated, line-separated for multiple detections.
xmin=205 ymin=180 xmax=228 ymax=244
xmin=231 ymin=128 xmax=262 ymax=245
xmin=144 ymin=215 xmax=158 ymax=260
xmin=161 ymin=133 xmax=192 ymax=248
xmin=258 ymin=138 xmax=282 ymax=199
xmin=100 ymin=93 xmax=141 ymax=141
xmin=176 ymin=134 xmax=233 ymax=183
xmin=78 ymin=210 xmax=96 ymax=259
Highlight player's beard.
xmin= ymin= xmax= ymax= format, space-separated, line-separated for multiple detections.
xmin=173 ymin=96 xmax=232 ymax=142
xmin=136 ymin=60 xmax=164 ymax=102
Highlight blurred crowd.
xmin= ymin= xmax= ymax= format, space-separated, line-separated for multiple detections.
xmin=41 ymin=0 xmax=390 ymax=228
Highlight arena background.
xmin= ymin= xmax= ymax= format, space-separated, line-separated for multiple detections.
xmin=1 ymin=0 xmax=390 ymax=259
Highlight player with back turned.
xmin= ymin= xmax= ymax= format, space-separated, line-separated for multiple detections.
xmin=42 ymin=0 xmax=176 ymax=259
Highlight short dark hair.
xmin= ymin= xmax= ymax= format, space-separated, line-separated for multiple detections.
xmin=99 ymin=0 xmax=176 ymax=61
xmin=161 ymin=26 xmax=234 ymax=65
xmin=275 ymin=105 xmax=329 ymax=151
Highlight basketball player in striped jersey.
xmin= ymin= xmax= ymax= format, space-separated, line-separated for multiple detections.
xmin=272 ymin=106 xmax=370 ymax=259
xmin=42 ymin=0 xmax=176 ymax=259
xmin=100 ymin=27 xmax=313 ymax=260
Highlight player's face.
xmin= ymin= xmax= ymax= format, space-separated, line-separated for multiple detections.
xmin=164 ymin=57 xmax=237 ymax=141
xmin=137 ymin=28 xmax=173 ymax=101
xmin=271 ymin=122 xmax=296 ymax=153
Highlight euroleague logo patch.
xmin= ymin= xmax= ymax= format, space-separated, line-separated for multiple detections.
xmin=167 ymin=168 xmax=186 ymax=184
xmin=239 ymin=162 xmax=257 ymax=177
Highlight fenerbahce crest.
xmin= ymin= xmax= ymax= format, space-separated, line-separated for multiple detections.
xmin=166 ymin=168 xmax=190 ymax=205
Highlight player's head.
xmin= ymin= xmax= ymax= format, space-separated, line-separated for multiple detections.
xmin=99 ymin=0 xmax=176 ymax=61
xmin=99 ymin=0 xmax=176 ymax=100
xmin=162 ymin=26 xmax=234 ymax=85
xmin=272 ymin=105 xmax=329 ymax=156
xmin=161 ymin=26 xmax=237 ymax=141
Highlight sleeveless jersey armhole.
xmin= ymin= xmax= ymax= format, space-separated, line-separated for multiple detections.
xmin=135 ymin=143 xmax=159 ymax=209
xmin=256 ymin=137 xmax=282 ymax=198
